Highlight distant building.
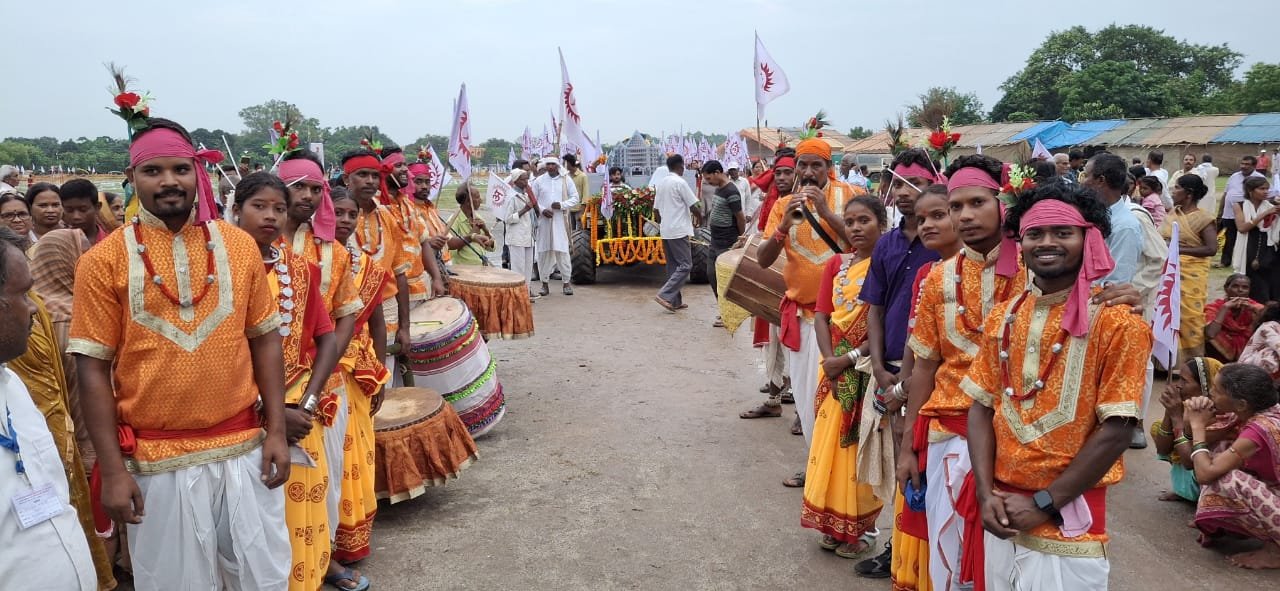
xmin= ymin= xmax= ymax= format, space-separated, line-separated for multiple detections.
xmin=608 ymin=132 xmax=664 ymax=178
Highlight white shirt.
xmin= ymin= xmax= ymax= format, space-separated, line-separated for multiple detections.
xmin=0 ymin=367 xmax=96 ymax=590
xmin=532 ymin=172 xmax=580 ymax=254
xmin=504 ymin=186 xmax=536 ymax=248
xmin=1194 ymin=163 xmax=1220 ymax=211
xmin=654 ymin=174 xmax=699 ymax=239
xmin=1146 ymin=167 xmax=1172 ymax=209
xmin=1223 ymin=170 xmax=1267 ymax=220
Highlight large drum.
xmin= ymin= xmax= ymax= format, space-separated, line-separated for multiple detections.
xmin=448 ymin=265 xmax=535 ymax=340
xmin=719 ymin=235 xmax=787 ymax=325
xmin=372 ymin=387 xmax=479 ymax=503
xmin=404 ymin=297 xmax=506 ymax=437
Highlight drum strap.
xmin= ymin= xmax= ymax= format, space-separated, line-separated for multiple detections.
xmin=800 ymin=205 xmax=843 ymax=254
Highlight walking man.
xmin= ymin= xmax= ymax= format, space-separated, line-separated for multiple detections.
xmin=532 ymin=157 xmax=580 ymax=295
xmin=654 ymin=154 xmax=702 ymax=311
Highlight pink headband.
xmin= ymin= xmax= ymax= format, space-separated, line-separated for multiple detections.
xmin=948 ymin=167 xmax=1019 ymax=278
xmin=892 ymin=162 xmax=940 ymax=183
xmin=277 ymin=159 xmax=336 ymax=242
xmin=946 ymin=167 xmax=1001 ymax=192
xmin=1019 ymin=200 xmax=1115 ymax=337
xmin=382 ymin=152 xmax=405 ymax=168
xmin=129 ymin=128 xmax=223 ymax=224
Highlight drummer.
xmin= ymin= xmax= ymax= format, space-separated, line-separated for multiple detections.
xmin=448 ymin=181 xmax=496 ymax=266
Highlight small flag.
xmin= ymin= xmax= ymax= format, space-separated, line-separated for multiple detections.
xmin=447 ymin=84 xmax=473 ymax=182
xmin=753 ymin=32 xmax=791 ymax=120
xmin=426 ymin=145 xmax=447 ymax=202
xmin=1151 ymin=222 xmax=1181 ymax=369
xmin=600 ymin=178 xmax=614 ymax=219
xmin=507 ymin=147 xmax=516 ymax=169
xmin=1031 ymin=137 xmax=1052 ymax=161
xmin=486 ymin=171 xmax=514 ymax=221
xmin=309 ymin=142 xmax=325 ymax=166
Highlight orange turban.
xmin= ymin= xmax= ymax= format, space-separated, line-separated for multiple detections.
xmin=796 ymin=138 xmax=831 ymax=160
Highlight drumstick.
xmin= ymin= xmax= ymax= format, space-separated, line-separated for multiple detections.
xmin=441 ymin=208 xmax=493 ymax=266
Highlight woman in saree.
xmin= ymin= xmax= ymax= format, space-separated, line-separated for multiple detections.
xmin=1186 ymin=362 xmax=1280 ymax=569
xmin=1151 ymin=357 xmax=1238 ymax=502
xmin=801 ymin=195 xmax=887 ymax=558
xmin=1206 ymin=274 xmax=1265 ymax=363
xmin=1160 ymin=173 xmax=1218 ymax=362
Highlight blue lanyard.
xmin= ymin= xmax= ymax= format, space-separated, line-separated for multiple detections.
xmin=0 ymin=407 xmax=23 ymax=475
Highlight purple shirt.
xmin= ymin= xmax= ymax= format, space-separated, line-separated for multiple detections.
xmin=860 ymin=223 xmax=940 ymax=365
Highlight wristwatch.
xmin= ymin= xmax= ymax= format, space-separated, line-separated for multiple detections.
xmin=1033 ymin=490 xmax=1063 ymax=526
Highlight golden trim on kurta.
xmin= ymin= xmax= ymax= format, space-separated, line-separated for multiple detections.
xmin=334 ymin=300 xmax=363 ymax=319
xmin=961 ymin=376 xmax=995 ymax=407
xmin=786 ymin=185 xmax=847 ymax=264
xmin=248 ymin=313 xmax=282 ymax=338
xmin=66 ymin=338 xmax=115 ymax=361
xmin=1097 ymin=402 xmax=1140 ymax=421
xmin=907 ymin=334 xmax=938 ymax=361
xmin=124 ymin=221 xmax=236 ymax=352
xmin=125 ymin=430 xmax=264 ymax=475
xmin=1014 ymin=533 xmax=1107 ymax=558
xmin=940 ymin=256 xmax=980 ymax=358
xmin=999 ymin=302 xmax=1098 ymax=444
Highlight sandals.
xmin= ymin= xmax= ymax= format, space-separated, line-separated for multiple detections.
xmin=835 ymin=535 xmax=876 ymax=559
xmin=782 ymin=472 xmax=806 ymax=488
xmin=819 ymin=535 xmax=841 ymax=551
xmin=323 ymin=567 xmax=370 ymax=591
xmin=739 ymin=404 xmax=782 ymax=419
xmin=791 ymin=415 xmax=803 ymax=436
xmin=854 ymin=542 xmax=893 ymax=579
xmin=780 ymin=391 xmax=795 ymax=404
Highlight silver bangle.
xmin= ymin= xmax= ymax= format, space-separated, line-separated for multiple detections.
xmin=1189 ymin=448 xmax=1210 ymax=460
xmin=846 ymin=350 xmax=862 ymax=363
xmin=891 ymin=382 xmax=908 ymax=401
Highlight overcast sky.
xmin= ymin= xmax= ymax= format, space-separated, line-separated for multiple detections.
xmin=4 ymin=0 xmax=1274 ymax=146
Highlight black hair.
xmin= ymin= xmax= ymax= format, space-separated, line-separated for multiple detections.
xmin=774 ymin=147 xmax=796 ymax=161
xmin=608 ymin=166 xmax=624 ymax=176
xmin=1202 ymin=154 xmax=1213 ymax=163
xmin=1087 ymin=153 xmax=1128 ymax=191
xmin=563 ymin=154 xmax=579 ymax=167
xmin=915 ymin=183 xmax=950 ymax=205
xmin=1176 ymin=173 xmax=1209 ymax=200
xmin=1124 ymin=174 xmax=1135 ymax=196
xmin=283 ymin=149 xmax=324 ymax=170
xmin=666 ymin=154 xmax=684 ymax=169
xmin=0 ymin=226 xmax=23 ymax=287
xmin=890 ymin=148 xmax=939 ymax=178
xmin=1003 ymin=181 xmax=1112 ymax=239
xmin=0 ymin=193 xmax=27 ymax=213
xmin=1128 ymin=165 xmax=1147 ymax=182
xmin=1257 ymin=302 xmax=1280 ymax=331
xmin=1138 ymin=175 xmax=1163 ymax=196
xmin=1242 ymin=155 xmax=1258 ymax=166
xmin=1244 ymin=176 xmax=1270 ymax=196
xmin=846 ymin=194 xmax=889 ymax=228
xmin=859 ymin=165 xmax=868 ymax=175
xmin=1147 ymin=150 xmax=1164 ymax=166
xmin=1217 ymin=363 xmax=1279 ymax=412
xmin=102 ymin=191 xmax=121 ymax=206
xmin=1068 ymin=150 xmax=1084 ymax=161
xmin=455 ymin=183 xmax=473 ymax=206
xmin=1033 ymin=160 xmax=1057 ymax=182
xmin=512 ymin=159 xmax=529 ymax=170
xmin=1224 ymin=273 xmax=1250 ymax=290
xmin=233 ymin=172 xmax=290 ymax=207
xmin=132 ymin=117 xmax=194 ymax=148
xmin=58 ymin=179 xmax=99 ymax=206
xmin=25 ymin=182 xmax=60 ymax=204
xmin=1132 ymin=158 xmax=1142 ymax=165
xmin=330 ymin=186 xmax=353 ymax=205
xmin=340 ymin=149 xmax=379 ymax=166
xmin=944 ymin=154 xmax=1003 ymax=189
xmin=700 ymin=160 xmax=724 ymax=175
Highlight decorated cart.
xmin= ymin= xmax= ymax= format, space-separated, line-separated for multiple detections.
xmin=571 ymin=185 xmax=712 ymax=285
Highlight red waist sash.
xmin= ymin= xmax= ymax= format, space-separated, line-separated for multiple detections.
xmin=778 ymin=297 xmax=815 ymax=352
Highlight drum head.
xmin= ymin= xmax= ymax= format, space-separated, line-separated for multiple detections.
xmin=450 ymin=265 xmax=525 ymax=287
xmin=374 ymin=387 xmax=445 ymax=431
xmin=408 ymin=297 xmax=467 ymax=335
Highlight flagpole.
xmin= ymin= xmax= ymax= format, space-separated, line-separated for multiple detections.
xmin=756 ymin=115 xmax=763 ymax=161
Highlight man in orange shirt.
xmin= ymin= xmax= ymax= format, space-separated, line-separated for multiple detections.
xmin=69 ymin=118 xmax=291 ymax=589
xmin=380 ymin=146 xmax=445 ymax=303
xmin=757 ymin=136 xmax=860 ymax=483
xmin=962 ymin=183 xmax=1150 ymax=590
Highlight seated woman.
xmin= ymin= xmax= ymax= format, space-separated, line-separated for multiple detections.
xmin=1186 ymin=363 xmax=1280 ymax=569
xmin=1151 ymin=357 xmax=1237 ymax=502
xmin=1206 ymin=274 xmax=1265 ymax=363
xmin=1239 ymin=303 xmax=1280 ymax=380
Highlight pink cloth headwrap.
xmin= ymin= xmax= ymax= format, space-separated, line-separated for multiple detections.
xmin=1019 ymin=200 xmax=1115 ymax=337
xmin=407 ymin=162 xmax=429 ymax=192
xmin=892 ymin=162 xmax=941 ymax=184
xmin=129 ymin=128 xmax=224 ymax=224
xmin=278 ymin=159 xmax=336 ymax=242
xmin=948 ymin=167 xmax=1019 ymax=278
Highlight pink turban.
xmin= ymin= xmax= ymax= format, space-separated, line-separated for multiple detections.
xmin=278 ymin=159 xmax=336 ymax=242
xmin=947 ymin=167 xmax=1019 ymax=278
xmin=1019 ymin=199 xmax=1115 ymax=337
xmin=129 ymin=128 xmax=223 ymax=224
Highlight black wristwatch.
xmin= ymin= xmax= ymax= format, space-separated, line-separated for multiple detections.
xmin=1033 ymin=490 xmax=1063 ymax=526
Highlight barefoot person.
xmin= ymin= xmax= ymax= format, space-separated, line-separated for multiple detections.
xmin=802 ymin=196 xmax=887 ymax=559
xmin=1205 ymin=274 xmax=1264 ymax=363
xmin=964 ymin=182 xmax=1151 ymax=590
xmin=1151 ymin=357 xmax=1236 ymax=502
xmin=70 ymin=118 xmax=292 ymax=589
xmin=1188 ymin=362 xmax=1280 ymax=569
xmin=740 ymin=154 xmax=796 ymax=420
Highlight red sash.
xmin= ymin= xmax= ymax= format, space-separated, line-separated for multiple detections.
xmin=778 ymin=297 xmax=814 ymax=352
xmin=900 ymin=414 xmax=969 ymax=539
xmin=90 ymin=407 xmax=261 ymax=536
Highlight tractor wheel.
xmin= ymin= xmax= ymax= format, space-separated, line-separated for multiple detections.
xmin=570 ymin=228 xmax=597 ymax=285
xmin=689 ymin=226 xmax=713 ymax=284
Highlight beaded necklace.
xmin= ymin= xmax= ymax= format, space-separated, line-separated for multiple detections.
xmin=998 ymin=289 xmax=1070 ymax=401
xmin=831 ymin=254 xmax=866 ymax=312
xmin=132 ymin=218 xmax=217 ymax=309
xmin=953 ymin=252 xmax=1016 ymax=333
xmin=356 ymin=209 xmax=384 ymax=257
xmin=264 ymin=246 xmax=296 ymax=337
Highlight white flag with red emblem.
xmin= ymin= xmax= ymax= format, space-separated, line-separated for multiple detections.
xmin=754 ymin=32 xmax=790 ymax=120
xmin=448 ymin=84 xmax=473 ymax=182
xmin=486 ymin=171 xmax=514 ymax=221
xmin=1151 ymin=222 xmax=1181 ymax=368
xmin=426 ymin=145 xmax=447 ymax=202
xmin=559 ymin=48 xmax=586 ymax=159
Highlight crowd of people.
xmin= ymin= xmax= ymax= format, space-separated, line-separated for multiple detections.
xmin=0 ymin=115 xmax=593 ymax=590
xmin=707 ymin=136 xmax=1280 ymax=589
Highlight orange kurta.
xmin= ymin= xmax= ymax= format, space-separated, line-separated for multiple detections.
xmin=413 ymin=198 xmax=452 ymax=263
xmin=353 ymin=204 xmax=411 ymax=304
xmin=68 ymin=210 xmax=279 ymax=472
xmin=961 ymin=286 xmax=1150 ymax=553
xmin=762 ymin=180 xmax=861 ymax=306
xmin=909 ymin=246 xmax=1027 ymax=437
xmin=281 ymin=223 xmax=363 ymax=321
xmin=386 ymin=192 xmax=431 ymax=301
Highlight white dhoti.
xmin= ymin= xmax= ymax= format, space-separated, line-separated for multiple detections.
xmin=508 ymin=244 xmax=536 ymax=286
xmin=127 ymin=447 xmax=291 ymax=591
xmin=926 ymin=435 xmax=973 ymax=591
xmin=785 ymin=317 xmax=820 ymax=445
xmin=764 ymin=324 xmax=787 ymax=390
xmin=538 ymin=250 xmax=572 ymax=285
xmin=324 ymin=385 xmax=350 ymax=542
xmin=984 ymin=532 xmax=1110 ymax=591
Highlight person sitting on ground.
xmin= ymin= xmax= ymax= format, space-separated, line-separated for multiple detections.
xmin=1238 ymin=302 xmax=1280 ymax=380
xmin=1206 ymin=274 xmax=1265 ymax=363
xmin=1186 ymin=362 xmax=1280 ymax=569
xmin=1151 ymin=357 xmax=1237 ymax=502
xmin=1138 ymin=175 xmax=1168 ymax=226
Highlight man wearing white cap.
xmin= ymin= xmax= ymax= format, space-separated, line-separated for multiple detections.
xmin=532 ymin=157 xmax=579 ymax=295
xmin=505 ymin=169 xmax=540 ymax=298
xmin=0 ymin=165 xmax=19 ymax=194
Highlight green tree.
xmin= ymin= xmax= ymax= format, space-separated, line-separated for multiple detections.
xmin=990 ymin=25 xmax=1241 ymax=121
xmin=847 ymin=126 xmax=874 ymax=139
xmin=1229 ymin=62 xmax=1280 ymax=113
xmin=906 ymin=87 xmax=986 ymax=129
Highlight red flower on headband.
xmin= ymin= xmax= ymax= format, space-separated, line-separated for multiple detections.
xmin=929 ymin=130 xmax=948 ymax=151
xmin=114 ymin=92 xmax=140 ymax=110
xmin=272 ymin=121 xmax=284 ymax=133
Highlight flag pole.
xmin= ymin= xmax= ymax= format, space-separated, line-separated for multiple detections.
xmin=756 ymin=115 xmax=763 ymax=161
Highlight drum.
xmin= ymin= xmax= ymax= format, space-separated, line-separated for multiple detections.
xmin=720 ymin=235 xmax=787 ymax=325
xmin=448 ymin=266 xmax=535 ymax=340
xmin=372 ymin=387 xmax=479 ymax=503
xmin=405 ymin=297 xmax=507 ymax=437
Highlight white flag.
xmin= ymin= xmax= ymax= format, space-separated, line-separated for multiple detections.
xmin=426 ymin=145 xmax=447 ymax=202
xmin=520 ymin=127 xmax=532 ymax=160
xmin=754 ymin=32 xmax=791 ymax=120
xmin=559 ymin=48 xmax=589 ymax=162
xmin=507 ymin=147 xmax=516 ymax=169
xmin=308 ymin=142 xmax=325 ymax=166
xmin=486 ymin=171 xmax=514 ymax=221
xmin=1031 ymin=137 xmax=1052 ymax=161
xmin=1151 ymin=222 xmax=1182 ymax=369
xmin=448 ymin=84 xmax=473 ymax=182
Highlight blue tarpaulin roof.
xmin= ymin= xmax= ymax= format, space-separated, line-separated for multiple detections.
xmin=1212 ymin=113 xmax=1280 ymax=144
xmin=1010 ymin=121 xmax=1066 ymax=143
xmin=1038 ymin=120 xmax=1127 ymax=149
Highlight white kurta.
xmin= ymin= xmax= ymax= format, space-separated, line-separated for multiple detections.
xmin=532 ymin=173 xmax=580 ymax=254
xmin=0 ymin=367 xmax=97 ymax=591
xmin=505 ymin=187 xmax=536 ymax=248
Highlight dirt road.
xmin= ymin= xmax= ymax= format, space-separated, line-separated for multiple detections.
xmin=362 ymin=265 xmax=1272 ymax=590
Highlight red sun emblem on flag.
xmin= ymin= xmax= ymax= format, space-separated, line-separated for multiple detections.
xmin=759 ymin=63 xmax=775 ymax=92
xmin=491 ymin=186 xmax=507 ymax=206
xmin=563 ymin=83 xmax=580 ymax=124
